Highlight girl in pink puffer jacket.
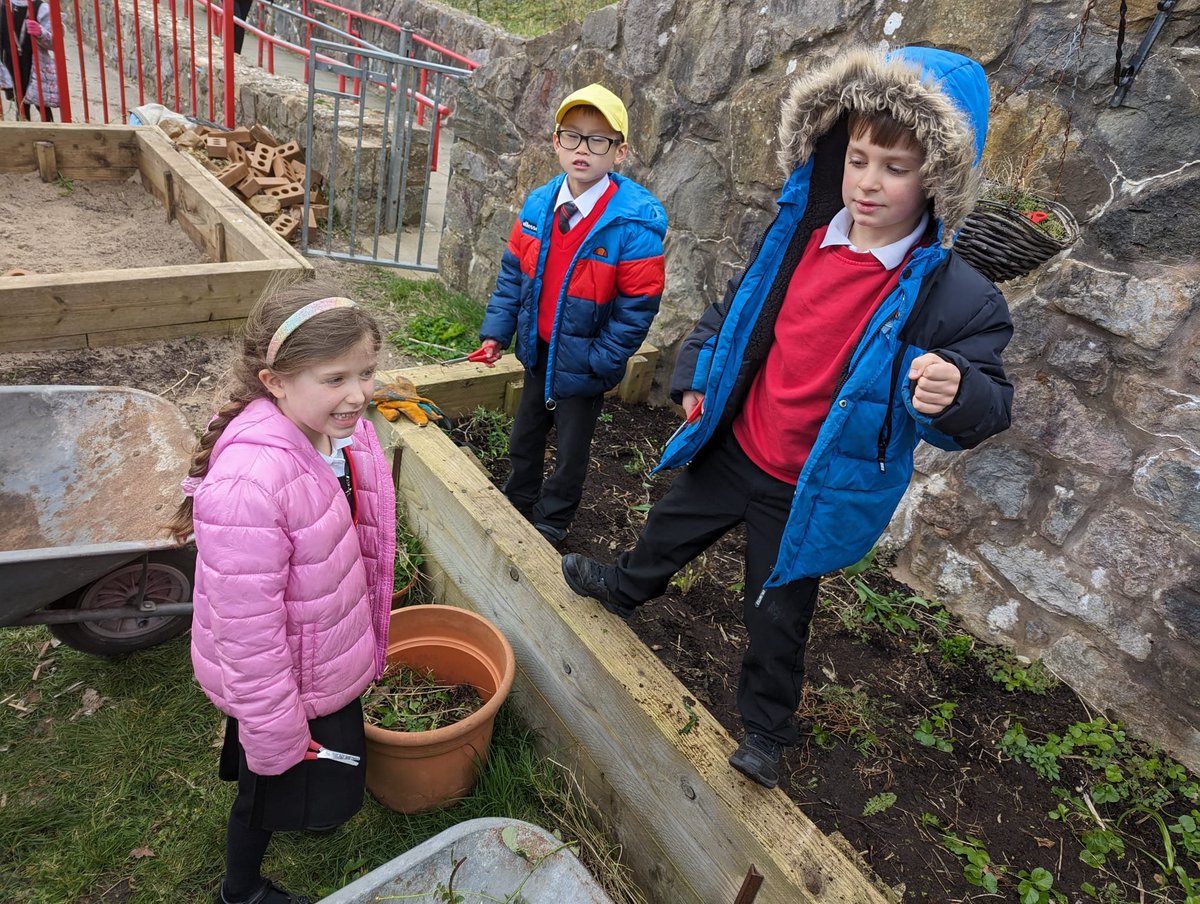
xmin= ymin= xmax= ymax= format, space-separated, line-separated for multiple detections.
xmin=168 ymin=281 xmax=396 ymax=904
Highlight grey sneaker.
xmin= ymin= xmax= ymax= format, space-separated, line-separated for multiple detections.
xmin=561 ymin=554 xmax=637 ymax=619
xmin=729 ymin=733 xmax=783 ymax=788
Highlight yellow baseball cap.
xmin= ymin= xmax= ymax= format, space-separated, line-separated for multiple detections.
xmin=554 ymin=84 xmax=628 ymax=139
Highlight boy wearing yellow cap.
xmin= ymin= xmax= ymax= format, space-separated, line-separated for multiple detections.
xmin=475 ymin=84 xmax=668 ymax=546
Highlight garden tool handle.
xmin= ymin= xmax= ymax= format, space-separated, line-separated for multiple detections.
xmin=303 ymin=740 xmax=360 ymax=766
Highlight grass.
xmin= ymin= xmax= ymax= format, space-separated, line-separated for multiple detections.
xmin=0 ymin=627 xmax=644 ymax=903
xmin=438 ymin=0 xmax=614 ymax=36
xmin=364 ymin=273 xmax=487 ymax=362
xmin=980 ymin=183 xmax=1071 ymax=241
xmin=453 ymin=406 xmax=513 ymax=468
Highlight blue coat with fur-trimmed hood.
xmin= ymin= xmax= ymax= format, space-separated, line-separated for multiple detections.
xmin=480 ymin=172 xmax=667 ymax=403
xmin=661 ymin=46 xmax=1013 ymax=588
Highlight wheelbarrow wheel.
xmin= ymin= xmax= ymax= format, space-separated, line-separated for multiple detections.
xmin=48 ymin=548 xmax=195 ymax=655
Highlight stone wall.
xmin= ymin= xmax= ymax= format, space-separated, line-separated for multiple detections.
xmin=373 ymin=0 xmax=1200 ymax=768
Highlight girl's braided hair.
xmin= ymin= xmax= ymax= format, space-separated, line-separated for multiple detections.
xmin=166 ymin=277 xmax=382 ymax=543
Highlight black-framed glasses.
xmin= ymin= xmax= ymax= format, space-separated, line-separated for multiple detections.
xmin=556 ymin=128 xmax=622 ymax=154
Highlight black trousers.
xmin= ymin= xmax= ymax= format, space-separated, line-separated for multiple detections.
xmin=232 ymin=0 xmax=254 ymax=54
xmin=606 ymin=430 xmax=820 ymax=745
xmin=504 ymin=340 xmax=604 ymax=535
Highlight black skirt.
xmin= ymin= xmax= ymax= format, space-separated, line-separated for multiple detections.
xmin=220 ymin=697 xmax=367 ymax=832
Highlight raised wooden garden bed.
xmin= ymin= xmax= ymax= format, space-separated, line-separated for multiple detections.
xmin=0 ymin=123 xmax=312 ymax=353
xmin=371 ymin=354 xmax=894 ymax=904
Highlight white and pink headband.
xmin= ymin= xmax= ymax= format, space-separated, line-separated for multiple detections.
xmin=265 ymin=296 xmax=357 ymax=365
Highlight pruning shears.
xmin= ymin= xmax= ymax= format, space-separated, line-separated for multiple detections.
xmin=665 ymin=399 xmax=705 ymax=447
xmin=442 ymin=345 xmax=499 ymax=366
xmin=303 ymin=740 xmax=360 ymax=766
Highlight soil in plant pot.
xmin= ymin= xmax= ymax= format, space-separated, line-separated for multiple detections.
xmin=473 ymin=399 xmax=1200 ymax=904
xmin=363 ymin=666 xmax=485 ymax=732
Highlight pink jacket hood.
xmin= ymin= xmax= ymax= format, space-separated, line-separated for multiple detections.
xmin=188 ymin=398 xmax=395 ymax=775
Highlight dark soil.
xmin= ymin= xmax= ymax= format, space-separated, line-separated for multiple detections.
xmin=470 ymin=399 xmax=1196 ymax=904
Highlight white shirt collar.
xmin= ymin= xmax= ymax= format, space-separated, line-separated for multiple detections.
xmin=555 ymin=175 xmax=611 ymax=228
xmin=320 ymin=435 xmax=355 ymax=477
xmin=820 ymin=207 xmax=929 ymax=270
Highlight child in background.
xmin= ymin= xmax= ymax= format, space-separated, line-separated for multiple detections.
xmin=167 ymin=282 xmax=396 ymax=904
xmin=470 ymin=83 xmax=667 ymax=547
xmin=0 ymin=0 xmax=56 ymax=121
xmin=22 ymin=0 xmax=57 ymax=121
xmin=563 ymin=47 xmax=1013 ymax=789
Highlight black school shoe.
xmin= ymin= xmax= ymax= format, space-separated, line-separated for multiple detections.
xmin=534 ymin=522 xmax=568 ymax=547
xmin=561 ymin=554 xmax=638 ymax=619
xmin=729 ymin=733 xmax=783 ymax=789
xmin=219 ymin=879 xmax=311 ymax=904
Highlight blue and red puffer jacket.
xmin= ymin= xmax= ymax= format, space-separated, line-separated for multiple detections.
xmin=480 ymin=172 xmax=667 ymax=403
xmin=660 ymin=47 xmax=1014 ymax=588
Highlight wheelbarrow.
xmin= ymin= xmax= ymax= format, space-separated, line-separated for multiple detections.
xmin=0 ymin=385 xmax=197 ymax=655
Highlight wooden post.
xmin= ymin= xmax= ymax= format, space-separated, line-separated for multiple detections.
xmin=34 ymin=141 xmax=57 ymax=182
xmin=503 ymin=379 xmax=524 ymax=417
xmin=164 ymin=171 xmax=176 ymax=223
xmin=214 ymin=223 xmax=226 ymax=263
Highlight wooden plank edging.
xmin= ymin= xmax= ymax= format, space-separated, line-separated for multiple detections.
xmin=389 ymin=342 xmax=660 ymax=418
xmin=372 ymin=396 xmax=894 ymax=904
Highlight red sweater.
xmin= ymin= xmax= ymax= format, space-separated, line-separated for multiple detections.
xmin=537 ymin=183 xmax=618 ymax=342
xmin=733 ymin=227 xmax=911 ymax=484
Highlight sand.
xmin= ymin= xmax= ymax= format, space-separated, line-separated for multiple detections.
xmin=0 ymin=169 xmax=203 ymax=274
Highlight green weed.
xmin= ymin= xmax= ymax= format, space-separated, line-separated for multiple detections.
xmin=913 ymin=701 xmax=957 ymax=753
xmin=380 ymin=277 xmax=486 ymax=362
xmin=362 ymin=666 xmax=484 ymax=732
xmin=455 ymin=406 xmax=513 ymax=468
xmin=1118 ymin=805 xmax=1200 ymax=903
xmin=942 ymin=832 xmax=1003 ymax=893
xmin=938 ymin=633 xmax=974 ymax=665
xmin=798 ymin=682 xmax=894 ymax=757
xmin=832 ymin=551 xmax=949 ymax=638
xmin=863 ymin=793 xmax=897 ymax=817
xmin=394 ymin=508 xmax=427 ymax=600
xmin=974 ymin=646 xmax=1058 ymax=694
xmin=1016 ymin=867 xmax=1068 ymax=904
xmin=669 ymin=557 xmax=707 ymax=594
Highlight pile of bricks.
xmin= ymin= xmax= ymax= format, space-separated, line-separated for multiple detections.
xmin=175 ymin=123 xmax=327 ymax=243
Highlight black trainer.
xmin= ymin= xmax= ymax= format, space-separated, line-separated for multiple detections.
xmin=219 ymin=878 xmax=311 ymax=904
xmin=729 ymin=733 xmax=783 ymax=789
xmin=534 ymin=522 xmax=568 ymax=547
xmin=561 ymin=554 xmax=637 ymax=619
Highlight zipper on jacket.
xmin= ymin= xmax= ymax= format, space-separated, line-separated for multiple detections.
xmin=877 ymin=341 xmax=910 ymax=472
xmin=543 ymin=204 xmax=634 ymax=409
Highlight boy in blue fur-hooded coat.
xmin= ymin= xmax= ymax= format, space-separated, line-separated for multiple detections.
xmin=563 ymin=47 xmax=1013 ymax=789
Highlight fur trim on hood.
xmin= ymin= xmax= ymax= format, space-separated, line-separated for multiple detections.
xmin=776 ymin=46 xmax=990 ymax=247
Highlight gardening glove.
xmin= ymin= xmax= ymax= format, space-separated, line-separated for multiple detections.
xmin=372 ymin=377 xmax=445 ymax=427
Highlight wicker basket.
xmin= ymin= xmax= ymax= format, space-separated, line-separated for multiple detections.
xmin=955 ymin=193 xmax=1079 ymax=284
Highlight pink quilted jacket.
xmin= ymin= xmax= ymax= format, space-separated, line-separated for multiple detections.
xmin=187 ymin=398 xmax=396 ymax=775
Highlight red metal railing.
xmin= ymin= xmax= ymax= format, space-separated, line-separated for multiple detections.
xmin=3 ymin=0 xmax=472 ymax=156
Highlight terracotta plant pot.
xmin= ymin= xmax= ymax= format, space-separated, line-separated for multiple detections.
xmin=364 ymin=605 xmax=515 ymax=813
xmin=390 ymin=572 xmax=418 ymax=609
